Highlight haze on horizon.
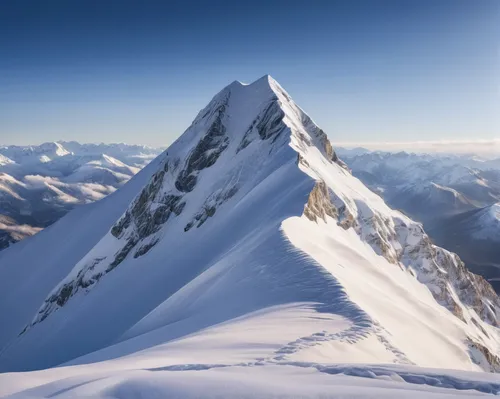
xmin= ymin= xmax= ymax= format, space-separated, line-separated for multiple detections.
xmin=1 ymin=0 xmax=498 ymax=147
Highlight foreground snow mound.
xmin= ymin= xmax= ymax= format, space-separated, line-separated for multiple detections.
xmin=0 ymin=76 xmax=499 ymax=396
xmin=0 ymin=307 xmax=499 ymax=397
xmin=1 ymin=313 xmax=500 ymax=398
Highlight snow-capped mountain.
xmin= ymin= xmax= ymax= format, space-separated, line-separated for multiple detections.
xmin=0 ymin=154 xmax=14 ymax=166
xmin=336 ymin=148 xmax=500 ymax=293
xmin=0 ymin=142 xmax=71 ymax=164
xmin=0 ymin=142 xmax=162 ymax=250
xmin=336 ymin=149 xmax=500 ymax=223
xmin=59 ymin=141 xmax=163 ymax=167
xmin=0 ymin=76 xmax=499 ymax=397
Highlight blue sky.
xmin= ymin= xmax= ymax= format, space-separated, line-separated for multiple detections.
xmin=1 ymin=0 xmax=498 ymax=146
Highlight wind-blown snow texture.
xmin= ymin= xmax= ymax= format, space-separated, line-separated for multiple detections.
xmin=0 ymin=76 xmax=499 ymax=398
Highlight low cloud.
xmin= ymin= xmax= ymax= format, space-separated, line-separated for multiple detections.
xmin=333 ymin=139 xmax=500 ymax=158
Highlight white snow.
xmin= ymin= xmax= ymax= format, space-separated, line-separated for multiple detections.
xmin=472 ymin=203 xmax=500 ymax=240
xmin=0 ymin=76 xmax=498 ymax=398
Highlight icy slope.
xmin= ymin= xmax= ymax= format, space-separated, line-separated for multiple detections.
xmin=0 ymin=75 xmax=499 ymax=387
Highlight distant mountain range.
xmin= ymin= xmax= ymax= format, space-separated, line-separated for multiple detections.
xmin=0 ymin=142 xmax=163 ymax=249
xmin=337 ymin=148 xmax=500 ymax=292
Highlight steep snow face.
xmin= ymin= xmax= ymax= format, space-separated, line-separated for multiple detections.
xmin=0 ymin=76 xmax=499 ymax=379
xmin=24 ymin=75 xmax=343 ymax=333
xmin=336 ymin=149 xmax=500 ymax=294
xmin=0 ymin=155 xmax=163 ymax=357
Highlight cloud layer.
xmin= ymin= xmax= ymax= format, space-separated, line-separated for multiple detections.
xmin=333 ymin=139 xmax=500 ymax=158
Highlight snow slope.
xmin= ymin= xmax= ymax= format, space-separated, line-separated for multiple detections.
xmin=336 ymin=148 xmax=500 ymax=293
xmin=0 ymin=76 xmax=499 ymax=397
xmin=0 ymin=156 xmax=162 ymax=353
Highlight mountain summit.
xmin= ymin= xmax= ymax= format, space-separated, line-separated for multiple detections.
xmin=0 ymin=76 xmax=499 ymax=396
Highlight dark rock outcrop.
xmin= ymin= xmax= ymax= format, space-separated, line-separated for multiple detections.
xmin=176 ymin=100 xmax=229 ymax=192
xmin=237 ymin=99 xmax=286 ymax=152
xmin=185 ymin=184 xmax=238 ymax=232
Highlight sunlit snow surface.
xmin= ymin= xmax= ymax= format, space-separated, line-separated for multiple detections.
xmin=1 ymin=307 xmax=499 ymax=397
xmin=0 ymin=76 xmax=499 ymax=398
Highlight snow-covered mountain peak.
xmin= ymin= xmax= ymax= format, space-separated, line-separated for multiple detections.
xmin=0 ymin=141 xmax=71 ymax=164
xmin=3 ymin=77 xmax=499 ymax=376
xmin=37 ymin=141 xmax=71 ymax=157
xmin=231 ymin=74 xmax=276 ymax=87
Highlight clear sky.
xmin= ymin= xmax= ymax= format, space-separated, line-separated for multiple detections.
xmin=1 ymin=0 xmax=499 ymax=147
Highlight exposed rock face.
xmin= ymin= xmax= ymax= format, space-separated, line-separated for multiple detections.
xmin=303 ymin=181 xmax=337 ymax=222
xmin=468 ymin=339 xmax=500 ymax=372
xmin=109 ymin=166 xmax=186 ymax=266
xmin=298 ymin=113 xmax=348 ymax=170
xmin=184 ymin=184 xmax=238 ymax=232
xmin=25 ymin=157 xmax=189 ymax=329
xmin=24 ymin=87 xmax=241 ymax=329
xmin=22 ymin=256 xmax=106 ymax=331
xmin=111 ymin=169 xmax=185 ymax=241
xmin=237 ymin=99 xmax=286 ymax=153
xmin=176 ymin=94 xmax=230 ymax=192
xmin=304 ymin=177 xmax=500 ymax=331
xmin=256 ymin=101 xmax=286 ymax=141
xmin=397 ymin=222 xmax=500 ymax=329
xmin=302 ymin=152 xmax=500 ymax=370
